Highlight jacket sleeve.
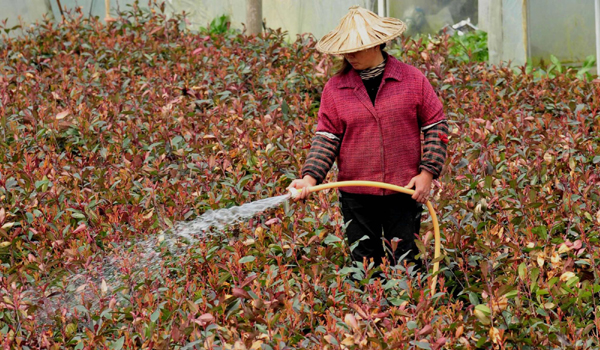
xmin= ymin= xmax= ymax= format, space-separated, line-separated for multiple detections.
xmin=417 ymin=74 xmax=448 ymax=178
xmin=420 ymin=120 xmax=449 ymax=178
xmin=301 ymin=81 xmax=344 ymax=184
xmin=417 ymin=74 xmax=445 ymax=128
xmin=316 ymin=82 xmax=344 ymax=136
xmin=301 ymin=133 xmax=340 ymax=184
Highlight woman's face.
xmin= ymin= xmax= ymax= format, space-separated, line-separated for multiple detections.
xmin=343 ymin=46 xmax=382 ymax=70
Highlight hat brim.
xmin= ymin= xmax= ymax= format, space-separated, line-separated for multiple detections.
xmin=316 ymin=26 xmax=405 ymax=55
xmin=316 ymin=7 xmax=407 ymax=55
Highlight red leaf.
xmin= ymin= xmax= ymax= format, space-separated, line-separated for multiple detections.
xmin=418 ymin=324 xmax=433 ymax=336
xmin=433 ymin=337 xmax=447 ymax=350
xmin=265 ymin=218 xmax=279 ymax=225
xmin=73 ymin=224 xmax=87 ymax=234
xmin=240 ymin=274 xmax=258 ymax=287
xmin=55 ymin=110 xmax=70 ymax=120
xmin=232 ymin=287 xmax=250 ymax=299
xmin=194 ymin=313 xmax=214 ymax=326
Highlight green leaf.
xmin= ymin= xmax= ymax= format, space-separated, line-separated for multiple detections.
xmin=468 ymin=292 xmax=480 ymax=306
xmin=430 ymin=254 xmax=446 ymax=264
xmin=593 ymin=156 xmax=600 ymax=164
xmin=150 ymin=309 xmax=160 ymax=323
xmin=387 ymin=297 xmax=406 ymax=306
xmin=476 ymin=336 xmax=487 ymax=347
xmin=550 ymin=55 xmax=562 ymax=72
xmin=111 ymin=336 xmax=125 ymax=350
xmin=518 ymin=262 xmax=526 ymax=280
xmin=532 ymin=226 xmax=547 ymax=240
xmin=484 ymin=175 xmax=492 ymax=188
xmin=323 ymin=234 xmax=342 ymax=245
xmin=530 ymin=267 xmax=540 ymax=280
xmin=71 ymin=212 xmax=86 ymax=219
xmin=475 ymin=304 xmax=491 ymax=316
xmin=410 ymin=341 xmax=432 ymax=349
xmin=281 ymin=100 xmax=290 ymax=116
xmin=566 ymin=276 xmax=579 ymax=287
xmin=238 ymin=256 xmax=255 ymax=264
xmin=349 ymin=234 xmax=369 ymax=252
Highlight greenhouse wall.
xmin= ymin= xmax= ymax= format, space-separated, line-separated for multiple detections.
xmin=0 ymin=0 xmax=55 ymax=34
xmin=4 ymin=0 xmax=479 ymax=40
xmin=388 ymin=0 xmax=478 ymax=36
xmin=486 ymin=0 xmax=595 ymax=67
xmin=2 ymin=0 xmax=373 ymax=41
xmin=188 ymin=0 xmax=372 ymax=40
xmin=527 ymin=0 xmax=595 ymax=64
xmin=486 ymin=0 xmax=527 ymax=66
xmin=501 ymin=0 xmax=527 ymax=66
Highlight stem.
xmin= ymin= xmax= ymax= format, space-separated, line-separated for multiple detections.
xmin=55 ymin=0 xmax=65 ymax=21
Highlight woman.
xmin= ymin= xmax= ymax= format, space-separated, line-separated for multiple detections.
xmin=289 ymin=6 xmax=449 ymax=271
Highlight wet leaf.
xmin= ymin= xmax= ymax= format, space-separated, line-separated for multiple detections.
xmin=238 ymin=256 xmax=255 ymax=264
xmin=55 ymin=110 xmax=70 ymax=120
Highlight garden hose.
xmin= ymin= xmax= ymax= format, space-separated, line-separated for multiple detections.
xmin=290 ymin=180 xmax=441 ymax=296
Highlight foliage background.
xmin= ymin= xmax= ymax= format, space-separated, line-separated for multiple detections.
xmin=0 ymin=4 xmax=599 ymax=349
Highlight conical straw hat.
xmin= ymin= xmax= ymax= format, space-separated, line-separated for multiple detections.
xmin=316 ymin=6 xmax=407 ymax=55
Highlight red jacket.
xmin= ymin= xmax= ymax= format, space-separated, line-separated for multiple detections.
xmin=316 ymin=55 xmax=446 ymax=195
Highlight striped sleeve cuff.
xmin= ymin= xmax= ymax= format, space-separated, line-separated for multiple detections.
xmin=301 ymin=134 xmax=341 ymax=184
xmin=420 ymin=121 xmax=448 ymax=179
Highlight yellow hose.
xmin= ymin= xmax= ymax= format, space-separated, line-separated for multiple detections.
xmin=306 ymin=180 xmax=441 ymax=296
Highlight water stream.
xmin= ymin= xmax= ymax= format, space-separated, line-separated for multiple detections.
xmin=27 ymin=194 xmax=291 ymax=322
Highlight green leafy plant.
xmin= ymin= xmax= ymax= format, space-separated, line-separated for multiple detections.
xmin=199 ymin=14 xmax=236 ymax=36
xmin=447 ymin=30 xmax=488 ymax=63
xmin=527 ymin=54 xmax=597 ymax=81
xmin=389 ymin=30 xmax=488 ymax=64
xmin=575 ymin=55 xmax=597 ymax=80
xmin=0 ymin=3 xmax=599 ymax=349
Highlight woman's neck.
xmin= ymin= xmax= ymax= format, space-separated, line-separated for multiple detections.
xmin=357 ymin=55 xmax=387 ymax=80
xmin=365 ymin=51 xmax=385 ymax=69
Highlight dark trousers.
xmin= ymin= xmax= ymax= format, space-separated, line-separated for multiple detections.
xmin=339 ymin=191 xmax=423 ymax=269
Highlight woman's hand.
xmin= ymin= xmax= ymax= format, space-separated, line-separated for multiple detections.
xmin=287 ymin=176 xmax=317 ymax=201
xmin=405 ymin=170 xmax=433 ymax=204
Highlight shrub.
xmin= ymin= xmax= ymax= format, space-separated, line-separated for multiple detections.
xmin=0 ymin=4 xmax=599 ymax=349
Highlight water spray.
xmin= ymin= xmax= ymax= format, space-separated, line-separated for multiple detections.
xmin=289 ymin=181 xmax=441 ymax=296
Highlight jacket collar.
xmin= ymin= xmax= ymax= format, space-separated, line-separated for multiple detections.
xmin=338 ymin=52 xmax=404 ymax=89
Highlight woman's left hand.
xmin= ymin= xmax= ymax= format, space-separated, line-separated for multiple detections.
xmin=405 ymin=170 xmax=434 ymax=204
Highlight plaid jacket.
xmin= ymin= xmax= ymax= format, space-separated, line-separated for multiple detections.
xmin=302 ymin=55 xmax=447 ymax=195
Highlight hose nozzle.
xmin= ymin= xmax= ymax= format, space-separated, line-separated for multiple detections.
xmin=288 ymin=187 xmax=300 ymax=199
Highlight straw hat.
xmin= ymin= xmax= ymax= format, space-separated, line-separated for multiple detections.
xmin=316 ymin=5 xmax=407 ymax=55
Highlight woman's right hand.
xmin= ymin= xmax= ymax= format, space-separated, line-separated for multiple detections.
xmin=287 ymin=176 xmax=317 ymax=201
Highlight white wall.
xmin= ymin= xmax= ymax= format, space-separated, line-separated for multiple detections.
xmin=43 ymin=0 xmax=371 ymax=40
xmin=487 ymin=0 xmax=594 ymax=66
xmin=478 ymin=0 xmax=490 ymax=32
xmin=528 ymin=0 xmax=595 ymax=64
xmin=487 ymin=0 xmax=527 ymax=66
xmin=163 ymin=0 xmax=372 ymax=39
xmin=0 ymin=0 xmax=54 ymax=36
